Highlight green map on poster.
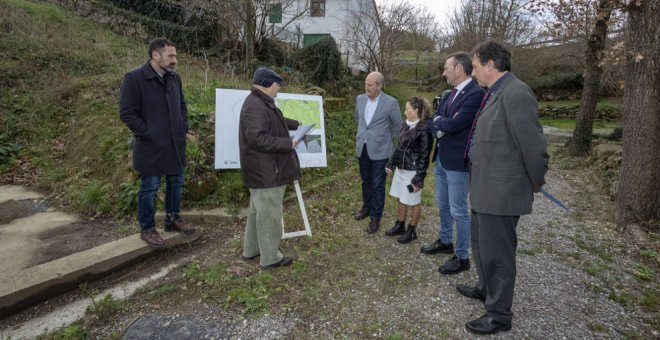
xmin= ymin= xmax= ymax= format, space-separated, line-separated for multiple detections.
xmin=277 ymin=99 xmax=322 ymax=128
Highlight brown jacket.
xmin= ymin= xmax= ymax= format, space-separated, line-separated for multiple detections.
xmin=239 ymin=87 xmax=301 ymax=189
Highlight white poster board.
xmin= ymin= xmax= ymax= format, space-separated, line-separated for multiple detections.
xmin=214 ymin=89 xmax=327 ymax=169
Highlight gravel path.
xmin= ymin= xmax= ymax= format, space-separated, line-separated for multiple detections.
xmin=213 ymin=162 xmax=657 ymax=338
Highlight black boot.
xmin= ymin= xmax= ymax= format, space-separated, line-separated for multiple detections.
xmin=385 ymin=220 xmax=406 ymax=236
xmin=397 ymin=225 xmax=417 ymax=244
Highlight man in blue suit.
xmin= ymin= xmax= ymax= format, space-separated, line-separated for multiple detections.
xmin=423 ymin=52 xmax=485 ymax=275
xmin=355 ymin=72 xmax=402 ymax=233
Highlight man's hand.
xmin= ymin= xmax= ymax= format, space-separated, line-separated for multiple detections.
xmin=292 ymin=139 xmax=299 ymax=148
xmin=385 ymin=168 xmax=392 ymax=175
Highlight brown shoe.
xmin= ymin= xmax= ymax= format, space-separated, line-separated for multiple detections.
xmin=140 ymin=229 xmax=165 ymax=248
xmin=164 ymin=219 xmax=195 ymax=234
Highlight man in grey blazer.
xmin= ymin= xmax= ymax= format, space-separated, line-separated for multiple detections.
xmin=457 ymin=41 xmax=548 ymax=335
xmin=355 ymin=72 xmax=402 ymax=233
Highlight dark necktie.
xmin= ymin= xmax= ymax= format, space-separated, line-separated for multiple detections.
xmin=463 ymin=92 xmax=492 ymax=162
xmin=446 ymin=88 xmax=458 ymax=109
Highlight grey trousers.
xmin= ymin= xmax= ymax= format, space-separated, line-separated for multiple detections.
xmin=471 ymin=211 xmax=519 ymax=325
xmin=243 ymin=185 xmax=286 ymax=267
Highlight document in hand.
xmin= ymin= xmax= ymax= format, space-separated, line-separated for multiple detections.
xmin=292 ymin=124 xmax=315 ymax=142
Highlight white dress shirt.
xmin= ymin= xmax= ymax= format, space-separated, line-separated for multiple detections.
xmin=364 ymin=92 xmax=381 ymax=126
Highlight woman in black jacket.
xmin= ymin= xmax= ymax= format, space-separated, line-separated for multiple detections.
xmin=384 ymin=96 xmax=433 ymax=243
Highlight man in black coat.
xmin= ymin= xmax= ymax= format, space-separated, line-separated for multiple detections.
xmin=119 ymin=38 xmax=193 ymax=247
xmin=239 ymin=67 xmax=300 ymax=270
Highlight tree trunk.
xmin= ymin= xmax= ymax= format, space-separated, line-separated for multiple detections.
xmin=616 ymin=0 xmax=660 ymax=229
xmin=568 ymin=0 xmax=613 ymax=156
xmin=243 ymin=0 xmax=255 ymax=73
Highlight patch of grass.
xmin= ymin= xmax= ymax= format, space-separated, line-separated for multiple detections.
xmin=567 ymin=251 xmax=582 ymax=260
xmin=639 ymin=289 xmax=659 ymax=311
xmin=573 ymin=234 xmax=613 ymax=262
xmin=116 ymin=180 xmax=139 ymax=218
xmin=587 ymin=321 xmax=607 ymax=332
xmin=77 ymin=180 xmax=112 ymax=215
xmin=386 ymin=332 xmax=404 ymax=340
xmin=202 ymin=263 xmax=227 ymax=286
xmin=183 ymin=260 xmax=277 ymax=315
xmin=183 ymin=260 xmax=202 ymax=281
xmin=608 ymin=291 xmax=634 ymax=306
xmin=585 ymin=262 xmax=609 ymax=276
xmin=143 ymin=283 xmax=178 ymax=301
xmin=519 ymin=247 xmax=545 ymax=256
xmin=639 ymin=248 xmax=658 ymax=259
xmin=540 ymin=117 xmax=621 ymax=130
xmin=38 ymin=324 xmax=88 ymax=340
xmin=227 ymin=271 xmax=274 ymax=314
xmin=633 ymin=264 xmax=654 ymax=281
xmin=84 ymin=293 xmax=128 ymax=324
xmin=540 ymin=117 xmax=577 ymax=130
xmin=538 ymin=98 xmax=622 ymax=111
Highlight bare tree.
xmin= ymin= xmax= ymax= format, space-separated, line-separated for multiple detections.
xmin=568 ymin=0 xmax=614 ymax=156
xmin=229 ymin=0 xmax=309 ymax=72
xmin=530 ymin=0 xmax=627 ymax=155
xmin=616 ymin=0 xmax=660 ymax=229
xmin=408 ymin=7 xmax=441 ymax=80
xmin=342 ymin=1 xmax=382 ymax=72
xmin=344 ymin=0 xmax=421 ymax=79
xmin=448 ymin=0 xmax=537 ymax=51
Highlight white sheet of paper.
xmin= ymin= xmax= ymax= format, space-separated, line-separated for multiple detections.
xmin=292 ymin=124 xmax=315 ymax=142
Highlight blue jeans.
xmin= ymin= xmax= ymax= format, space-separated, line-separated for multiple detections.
xmin=137 ymin=173 xmax=184 ymax=231
xmin=358 ymin=146 xmax=388 ymax=221
xmin=435 ymin=159 xmax=470 ymax=259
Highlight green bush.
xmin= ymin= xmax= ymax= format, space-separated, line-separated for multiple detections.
xmin=529 ymin=72 xmax=583 ymax=94
xmin=0 ymin=134 xmax=22 ymax=164
xmin=116 ymin=180 xmax=139 ymax=218
xmin=39 ymin=324 xmax=88 ymax=340
xmin=256 ymin=37 xmax=291 ymax=66
xmin=78 ymin=181 xmax=111 ymax=215
xmin=296 ymin=36 xmax=344 ymax=89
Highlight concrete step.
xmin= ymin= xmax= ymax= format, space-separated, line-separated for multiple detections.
xmin=155 ymin=207 xmax=241 ymax=225
xmin=0 ymin=229 xmax=199 ymax=317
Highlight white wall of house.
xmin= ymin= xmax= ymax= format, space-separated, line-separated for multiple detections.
xmin=267 ymin=0 xmax=378 ymax=72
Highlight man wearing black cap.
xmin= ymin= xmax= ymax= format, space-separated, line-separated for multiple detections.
xmin=238 ymin=67 xmax=300 ymax=269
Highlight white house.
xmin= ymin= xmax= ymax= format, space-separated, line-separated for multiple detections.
xmin=263 ymin=0 xmax=380 ymax=72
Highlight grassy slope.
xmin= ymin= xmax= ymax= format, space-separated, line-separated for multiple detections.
xmin=0 ymin=0 xmax=154 ymax=215
xmin=0 ymin=0 xmax=329 ymax=217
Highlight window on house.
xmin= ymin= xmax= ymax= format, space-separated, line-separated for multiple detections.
xmin=269 ymin=3 xmax=282 ymax=23
xmin=311 ymin=0 xmax=325 ymax=17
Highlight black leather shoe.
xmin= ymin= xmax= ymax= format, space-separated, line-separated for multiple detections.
xmin=456 ymin=284 xmax=486 ymax=301
xmin=397 ymin=225 xmax=417 ymax=244
xmin=354 ymin=208 xmax=370 ymax=220
xmin=420 ymin=239 xmax=454 ymax=254
xmin=260 ymin=256 xmax=293 ymax=270
xmin=385 ymin=220 xmax=406 ymax=236
xmin=465 ymin=314 xmax=511 ymax=335
xmin=366 ymin=220 xmax=380 ymax=234
xmin=439 ymin=255 xmax=470 ymax=275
